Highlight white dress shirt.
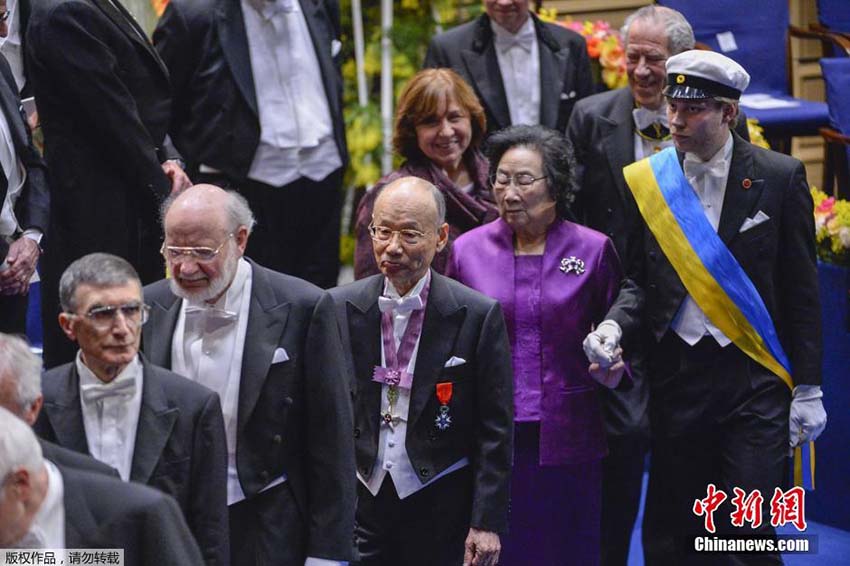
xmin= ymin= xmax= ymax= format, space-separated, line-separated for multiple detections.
xmin=0 ymin=101 xmax=29 ymax=239
xmin=492 ymin=17 xmax=540 ymax=127
xmin=632 ymin=102 xmax=674 ymax=160
xmin=12 ymin=460 xmax=65 ymax=549
xmin=0 ymin=0 xmax=25 ymax=92
xmin=359 ymin=271 xmax=469 ymax=500
xmin=671 ymin=133 xmax=734 ymax=346
xmin=241 ymin=0 xmax=341 ymax=187
xmin=77 ymin=353 xmax=143 ymax=482
xmin=170 ymin=258 xmax=274 ymax=506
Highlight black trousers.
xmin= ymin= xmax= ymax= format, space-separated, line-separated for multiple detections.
xmin=197 ymin=169 xmax=343 ymax=289
xmin=600 ymin=344 xmax=650 ymax=566
xmin=0 ymin=291 xmax=28 ymax=335
xmin=601 ymin=433 xmax=648 ymax=566
xmin=229 ymin=482 xmax=305 ymax=566
xmin=642 ymin=333 xmax=790 ymax=566
xmin=354 ymin=469 xmax=473 ymax=566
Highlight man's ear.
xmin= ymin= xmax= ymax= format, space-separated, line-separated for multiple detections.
xmin=24 ymin=395 xmax=43 ymax=427
xmin=722 ymin=102 xmax=738 ymax=125
xmin=435 ymin=222 xmax=449 ymax=253
xmin=234 ymin=226 xmax=250 ymax=255
xmin=58 ymin=312 xmax=77 ymax=342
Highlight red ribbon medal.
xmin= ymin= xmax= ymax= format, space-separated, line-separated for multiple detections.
xmin=435 ymin=382 xmax=453 ymax=430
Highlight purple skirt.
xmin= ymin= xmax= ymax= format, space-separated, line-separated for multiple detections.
xmin=500 ymin=422 xmax=602 ymax=566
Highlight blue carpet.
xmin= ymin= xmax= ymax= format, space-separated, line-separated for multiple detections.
xmin=626 ymin=474 xmax=850 ymax=565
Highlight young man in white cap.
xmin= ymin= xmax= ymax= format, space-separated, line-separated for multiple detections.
xmin=612 ymin=49 xmax=826 ymax=564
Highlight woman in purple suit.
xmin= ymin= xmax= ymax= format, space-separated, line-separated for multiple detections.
xmin=447 ymin=125 xmax=628 ymax=565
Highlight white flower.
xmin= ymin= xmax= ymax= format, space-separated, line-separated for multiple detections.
xmin=839 ymin=227 xmax=850 ymax=249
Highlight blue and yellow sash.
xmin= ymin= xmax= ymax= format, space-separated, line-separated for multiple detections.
xmin=624 ymin=147 xmax=814 ymax=488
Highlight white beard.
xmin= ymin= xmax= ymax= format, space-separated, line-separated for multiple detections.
xmin=169 ymin=246 xmax=240 ymax=304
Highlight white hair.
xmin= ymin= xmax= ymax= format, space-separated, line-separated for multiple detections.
xmin=0 ymin=333 xmax=42 ymax=413
xmin=0 ymin=407 xmax=43 ymax=489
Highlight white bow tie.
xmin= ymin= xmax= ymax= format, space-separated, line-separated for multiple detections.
xmin=378 ymin=295 xmax=424 ymax=314
xmin=185 ymin=305 xmax=238 ymax=321
xmin=81 ymin=376 xmax=136 ymax=405
xmin=494 ymin=25 xmax=535 ymax=53
xmin=633 ymin=107 xmax=669 ymax=132
xmin=684 ymin=156 xmax=727 ymax=181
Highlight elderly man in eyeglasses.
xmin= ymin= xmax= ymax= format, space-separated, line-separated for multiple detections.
xmin=142 ymin=184 xmax=356 ymax=566
xmin=34 ymin=252 xmax=230 ymax=566
xmin=329 ymin=177 xmax=513 ymax=566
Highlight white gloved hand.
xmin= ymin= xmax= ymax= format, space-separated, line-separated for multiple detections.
xmin=789 ymin=385 xmax=827 ymax=448
xmin=582 ymin=320 xmax=622 ymax=368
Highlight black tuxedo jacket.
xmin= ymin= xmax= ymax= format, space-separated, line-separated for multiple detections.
xmin=615 ymin=133 xmax=822 ymax=387
xmin=35 ymin=356 xmax=229 ymax=566
xmin=58 ymin=464 xmax=205 ymax=566
xmin=141 ymin=259 xmax=356 ymax=561
xmin=26 ymin=0 xmax=174 ymax=284
xmin=424 ymin=13 xmax=593 ymax=135
xmin=152 ymin=0 xmax=348 ymax=182
xmin=0 ymin=53 xmax=48 ymax=262
xmin=40 ymin=438 xmax=119 ymax=477
xmin=568 ymin=87 xmax=752 ymax=264
xmin=329 ymin=271 xmax=514 ymax=534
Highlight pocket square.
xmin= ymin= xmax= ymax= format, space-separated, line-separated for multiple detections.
xmin=739 ymin=210 xmax=770 ymax=233
xmin=331 ymin=39 xmax=342 ymax=57
xmin=560 ymin=90 xmax=577 ymax=100
xmin=444 ymin=356 xmax=466 ymax=368
xmin=272 ymin=347 xmax=290 ymax=364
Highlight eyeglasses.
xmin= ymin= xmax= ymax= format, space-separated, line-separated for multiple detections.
xmin=490 ymin=171 xmax=548 ymax=191
xmin=68 ymin=302 xmax=150 ymax=331
xmin=160 ymin=234 xmax=233 ymax=263
xmin=368 ymin=223 xmax=428 ymax=246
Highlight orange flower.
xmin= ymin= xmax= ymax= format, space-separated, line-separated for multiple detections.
xmin=586 ymin=36 xmax=601 ymax=58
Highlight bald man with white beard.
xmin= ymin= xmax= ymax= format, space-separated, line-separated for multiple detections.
xmin=142 ymin=184 xmax=356 ymax=566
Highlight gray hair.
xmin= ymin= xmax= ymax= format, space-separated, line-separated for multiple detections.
xmin=0 ymin=406 xmax=43 ymax=487
xmin=59 ymin=253 xmax=141 ymax=312
xmin=0 ymin=334 xmax=41 ymax=413
xmin=430 ymin=183 xmax=447 ymax=226
xmin=622 ymin=6 xmax=695 ymax=56
xmin=160 ymin=188 xmax=256 ymax=235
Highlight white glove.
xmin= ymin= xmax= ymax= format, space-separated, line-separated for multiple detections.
xmin=583 ymin=320 xmax=622 ymax=368
xmin=789 ymin=385 xmax=827 ymax=448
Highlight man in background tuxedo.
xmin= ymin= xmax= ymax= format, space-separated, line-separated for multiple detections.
xmin=33 ymin=253 xmax=229 ymax=566
xmin=143 ymin=184 xmax=356 ymax=566
xmin=424 ymin=0 xmax=593 ymax=135
xmin=330 ymin=177 xmax=513 ymax=566
xmin=0 ymin=406 xmax=205 ymax=566
xmin=26 ymin=0 xmax=191 ymax=367
xmin=0 ymin=1 xmax=48 ymax=335
xmin=153 ymin=0 xmax=347 ymax=288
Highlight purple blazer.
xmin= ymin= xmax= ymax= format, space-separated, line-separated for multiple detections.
xmin=447 ymin=219 xmax=622 ymax=465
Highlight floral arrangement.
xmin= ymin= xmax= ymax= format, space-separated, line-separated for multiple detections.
xmin=539 ymin=11 xmax=627 ymax=90
xmin=746 ymin=118 xmax=770 ymax=149
xmin=812 ymin=187 xmax=850 ymax=267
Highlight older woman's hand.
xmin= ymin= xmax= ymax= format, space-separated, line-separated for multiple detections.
xmin=589 ymin=348 xmax=625 ymax=389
